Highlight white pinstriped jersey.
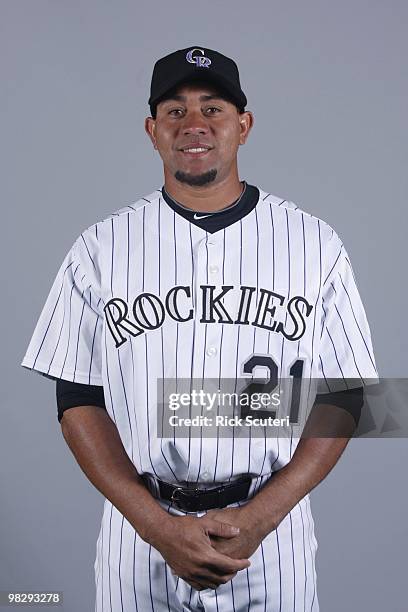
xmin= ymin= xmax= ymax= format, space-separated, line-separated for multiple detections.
xmin=21 ymin=186 xmax=378 ymax=484
xmin=21 ymin=187 xmax=378 ymax=612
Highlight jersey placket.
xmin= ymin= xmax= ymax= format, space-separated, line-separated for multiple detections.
xmin=194 ymin=233 xmax=225 ymax=377
xmin=187 ymin=232 xmax=225 ymax=482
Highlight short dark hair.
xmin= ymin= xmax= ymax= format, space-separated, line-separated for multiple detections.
xmin=150 ymin=78 xmax=245 ymax=119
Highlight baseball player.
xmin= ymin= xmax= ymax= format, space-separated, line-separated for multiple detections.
xmin=21 ymin=46 xmax=378 ymax=611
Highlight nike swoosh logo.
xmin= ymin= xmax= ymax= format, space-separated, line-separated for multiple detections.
xmin=193 ymin=213 xmax=213 ymax=219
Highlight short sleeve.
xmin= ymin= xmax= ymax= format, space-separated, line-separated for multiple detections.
xmin=317 ymin=237 xmax=379 ymax=393
xmin=21 ymin=230 xmax=104 ymax=385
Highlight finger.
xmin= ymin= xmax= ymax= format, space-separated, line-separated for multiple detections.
xmin=204 ymin=519 xmax=240 ymax=539
xmin=191 ymin=575 xmax=220 ymax=590
xmin=186 ymin=579 xmax=205 ymax=591
xmin=190 ymin=567 xmax=238 ymax=589
xmin=207 ymin=563 xmax=239 ymax=578
xmin=203 ymin=570 xmax=237 ymax=583
xmin=205 ymin=550 xmax=251 ymax=574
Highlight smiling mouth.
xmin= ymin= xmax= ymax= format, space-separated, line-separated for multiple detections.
xmin=178 ymin=146 xmax=213 ymax=158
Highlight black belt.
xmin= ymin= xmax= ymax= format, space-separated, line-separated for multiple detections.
xmin=143 ymin=475 xmax=252 ymax=512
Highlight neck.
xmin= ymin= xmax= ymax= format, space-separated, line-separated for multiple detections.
xmin=163 ymin=167 xmax=244 ymax=213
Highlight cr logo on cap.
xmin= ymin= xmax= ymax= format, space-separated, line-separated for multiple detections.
xmin=185 ymin=48 xmax=211 ymax=68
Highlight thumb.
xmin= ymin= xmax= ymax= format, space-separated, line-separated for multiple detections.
xmin=205 ymin=519 xmax=240 ymax=539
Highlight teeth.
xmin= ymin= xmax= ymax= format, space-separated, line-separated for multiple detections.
xmin=183 ymin=147 xmax=208 ymax=153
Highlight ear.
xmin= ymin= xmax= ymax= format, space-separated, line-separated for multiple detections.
xmin=145 ymin=117 xmax=158 ymax=149
xmin=238 ymin=111 xmax=254 ymax=145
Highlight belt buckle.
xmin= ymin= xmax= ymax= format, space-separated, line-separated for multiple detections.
xmin=170 ymin=485 xmax=200 ymax=510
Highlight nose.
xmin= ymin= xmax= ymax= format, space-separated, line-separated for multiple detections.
xmin=181 ymin=109 xmax=209 ymax=136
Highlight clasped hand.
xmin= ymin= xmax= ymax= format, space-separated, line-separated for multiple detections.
xmin=151 ymin=506 xmax=264 ymax=592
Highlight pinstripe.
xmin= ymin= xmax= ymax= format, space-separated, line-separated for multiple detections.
xmin=144 ymin=305 xmax=159 ymax=476
xmin=230 ymin=578 xmax=237 ymax=612
xmin=323 ymin=245 xmax=343 ymax=286
xmin=60 ymin=263 xmax=81 ymax=378
xmin=290 ymin=512 xmax=296 ymax=612
xmin=267 ymin=202 xmax=275 ymax=360
xmin=132 ymin=532 xmax=139 ymax=612
xmin=338 ymin=271 xmax=378 ymax=372
xmin=73 ymin=283 xmax=88 ymax=377
xmin=299 ymin=212 xmax=307 ymax=359
xmin=142 ymin=204 xmax=159 ymax=477
xmin=299 ymin=502 xmax=308 ymax=612
xmin=186 ymin=222 xmax=197 ymax=481
xmin=148 ymin=544 xmax=154 ymax=611
xmin=118 ymin=515 xmax=124 ymax=612
xmin=195 ymin=320 xmax=207 ymax=483
xmin=125 ymin=211 xmax=141 ymax=473
xmin=318 ymin=355 xmax=331 ymax=392
xmin=110 ymin=214 xmax=135 ymax=467
xmin=305 ymin=500 xmax=317 ymax=610
xmin=163 ymin=562 xmax=172 ymax=612
xmin=276 ymin=527 xmax=282 ymax=612
xmin=173 ymin=211 xmax=178 ymax=448
xmin=31 ymin=260 xmax=74 ymax=371
xmin=44 ymin=265 xmax=76 ymax=375
xmin=294 ymin=212 xmax=307 ymax=610
xmin=130 ymin=339 xmax=144 ymax=468
xmin=117 ymin=351 xmax=134 ymax=461
xmin=103 ymin=324 xmax=116 ymax=426
xmin=261 ymin=541 xmax=268 ymax=612
xmin=325 ymin=326 xmax=348 ymax=384
xmin=89 ymin=314 xmax=100 ymax=384
xmin=332 ymin=297 xmax=364 ymax=381
xmin=285 ymin=210 xmax=297 ymax=612
xmin=108 ymin=504 xmax=113 ymax=612
xmin=214 ymin=588 xmax=220 ymax=611
xmin=240 ymin=217 xmax=252 ymax=609
xmin=279 ymin=208 xmax=291 ymax=374
xmin=229 ymin=219 xmax=243 ymax=481
xmin=194 ymin=232 xmax=210 ymax=484
xmin=212 ymin=228 xmax=226 ymax=482
xmin=101 ymin=516 xmax=104 ymax=611
xmin=159 ymin=199 xmax=178 ymax=481
xmin=306 ymin=220 xmax=322 ymax=407
xmin=81 ymin=233 xmax=97 ymax=271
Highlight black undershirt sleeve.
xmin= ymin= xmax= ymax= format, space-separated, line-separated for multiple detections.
xmin=55 ymin=379 xmax=364 ymax=427
xmin=56 ymin=378 xmax=106 ymax=423
xmin=315 ymin=386 xmax=364 ymax=427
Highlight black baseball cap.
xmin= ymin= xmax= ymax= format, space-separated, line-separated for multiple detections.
xmin=148 ymin=46 xmax=247 ymax=116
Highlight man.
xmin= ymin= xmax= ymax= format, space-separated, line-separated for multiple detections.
xmin=21 ymin=46 xmax=378 ymax=611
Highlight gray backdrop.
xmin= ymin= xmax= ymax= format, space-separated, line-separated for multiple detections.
xmin=1 ymin=1 xmax=407 ymax=610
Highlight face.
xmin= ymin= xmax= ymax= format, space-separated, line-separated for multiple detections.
xmin=145 ymin=81 xmax=253 ymax=187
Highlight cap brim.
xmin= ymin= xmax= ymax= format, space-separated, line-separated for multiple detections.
xmin=149 ymin=70 xmax=246 ymax=111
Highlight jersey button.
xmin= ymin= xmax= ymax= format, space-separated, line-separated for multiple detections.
xmin=209 ymin=265 xmax=219 ymax=275
xmin=201 ymin=471 xmax=211 ymax=481
xmin=206 ymin=346 xmax=217 ymax=357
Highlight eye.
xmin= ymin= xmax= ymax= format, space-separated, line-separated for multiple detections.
xmin=205 ymin=107 xmax=221 ymax=114
xmin=168 ymin=108 xmax=184 ymax=116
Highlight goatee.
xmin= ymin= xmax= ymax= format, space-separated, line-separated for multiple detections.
xmin=174 ymin=169 xmax=217 ymax=187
